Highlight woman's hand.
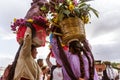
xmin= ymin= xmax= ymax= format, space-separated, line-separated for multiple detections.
xmin=25 ymin=27 xmax=32 ymax=34
xmin=78 ymin=78 xmax=84 ymax=80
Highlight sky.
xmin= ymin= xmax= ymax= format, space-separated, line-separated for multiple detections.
xmin=0 ymin=0 xmax=120 ymax=67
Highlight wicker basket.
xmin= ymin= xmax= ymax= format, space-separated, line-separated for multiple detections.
xmin=59 ymin=17 xmax=86 ymax=45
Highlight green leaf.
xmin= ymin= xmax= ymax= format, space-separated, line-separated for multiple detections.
xmin=78 ymin=2 xmax=87 ymax=8
xmin=89 ymin=7 xmax=99 ymax=18
xmin=63 ymin=10 xmax=70 ymax=17
xmin=74 ymin=8 xmax=80 ymax=17
xmin=58 ymin=11 xmax=64 ymax=22
xmin=40 ymin=6 xmax=46 ymax=11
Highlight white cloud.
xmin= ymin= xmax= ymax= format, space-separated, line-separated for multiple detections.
xmin=2 ymin=34 xmax=16 ymax=40
xmin=0 ymin=57 xmax=13 ymax=67
xmin=37 ymin=43 xmax=50 ymax=59
xmin=0 ymin=27 xmax=16 ymax=40
xmin=90 ymin=31 xmax=117 ymax=45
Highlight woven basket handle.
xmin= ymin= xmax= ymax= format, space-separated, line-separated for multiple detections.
xmin=53 ymin=32 xmax=62 ymax=36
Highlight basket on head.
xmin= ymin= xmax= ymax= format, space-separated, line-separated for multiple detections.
xmin=59 ymin=17 xmax=86 ymax=45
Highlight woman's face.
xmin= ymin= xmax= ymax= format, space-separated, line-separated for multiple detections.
xmin=31 ymin=47 xmax=38 ymax=59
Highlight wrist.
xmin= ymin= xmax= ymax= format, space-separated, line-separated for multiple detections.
xmin=26 ymin=27 xmax=32 ymax=34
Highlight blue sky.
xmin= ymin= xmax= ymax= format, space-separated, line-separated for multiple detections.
xmin=0 ymin=0 xmax=120 ymax=67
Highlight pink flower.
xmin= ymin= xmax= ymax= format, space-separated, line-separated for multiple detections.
xmin=73 ymin=0 xmax=78 ymax=6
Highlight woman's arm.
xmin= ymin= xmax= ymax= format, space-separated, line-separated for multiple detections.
xmin=19 ymin=27 xmax=32 ymax=57
xmin=46 ymin=51 xmax=53 ymax=68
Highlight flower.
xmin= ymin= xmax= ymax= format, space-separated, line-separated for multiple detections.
xmin=27 ymin=19 xmax=33 ymax=23
xmin=11 ymin=16 xmax=49 ymax=32
xmin=68 ymin=3 xmax=75 ymax=11
xmin=48 ymin=0 xmax=99 ymax=24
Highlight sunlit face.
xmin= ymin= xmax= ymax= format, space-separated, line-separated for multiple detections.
xmin=38 ymin=61 xmax=43 ymax=67
xmin=31 ymin=47 xmax=38 ymax=59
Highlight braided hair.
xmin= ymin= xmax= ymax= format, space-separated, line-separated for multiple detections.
xmin=55 ymin=36 xmax=95 ymax=79
xmin=7 ymin=43 xmax=23 ymax=80
xmin=69 ymin=40 xmax=95 ymax=80
xmin=69 ymin=41 xmax=85 ymax=78
xmin=82 ymin=40 xmax=95 ymax=80
xmin=56 ymin=36 xmax=77 ymax=80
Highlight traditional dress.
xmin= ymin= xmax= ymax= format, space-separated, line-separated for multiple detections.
xmin=13 ymin=31 xmax=41 ymax=80
xmin=50 ymin=37 xmax=98 ymax=80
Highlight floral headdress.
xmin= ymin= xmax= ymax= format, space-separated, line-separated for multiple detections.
xmin=11 ymin=16 xmax=49 ymax=32
xmin=48 ymin=0 xmax=99 ymax=24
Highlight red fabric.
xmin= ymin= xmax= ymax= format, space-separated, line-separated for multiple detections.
xmin=16 ymin=24 xmax=46 ymax=46
xmin=63 ymin=46 xmax=69 ymax=51
xmin=17 ymin=26 xmax=27 ymax=44
xmin=33 ymin=24 xmax=46 ymax=46
xmin=50 ymin=49 xmax=55 ymax=57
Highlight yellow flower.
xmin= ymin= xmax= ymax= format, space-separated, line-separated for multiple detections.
xmin=68 ymin=4 xmax=75 ymax=11
xmin=14 ymin=18 xmax=17 ymax=22
xmin=27 ymin=19 xmax=33 ymax=23
xmin=81 ymin=16 xmax=89 ymax=24
xmin=52 ymin=17 xmax=58 ymax=23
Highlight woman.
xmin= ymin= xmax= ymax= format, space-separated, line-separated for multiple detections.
xmin=7 ymin=0 xmax=48 ymax=80
xmin=102 ymin=62 xmax=119 ymax=80
xmin=7 ymin=27 xmax=41 ymax=80
xmin=50 ymin=34 xmax=98 ymax=80
xmin=46 ymin=52 xmax=63 ymax=80
xmin=7 ymin=0 xmax=49 ymax=79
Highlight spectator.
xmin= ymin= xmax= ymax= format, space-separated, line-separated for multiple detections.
xmin=97 ymin=68 xmax=103 ymax=80
xmin=37 ymin=59 xmax=44 ymax=68
xmin=102 ymin=62 xmax=119 ymax=80
xmin=40 ymin=66 xmax=50 ymax=80
xmin=46 ymin=52 xmax=63 ymax=80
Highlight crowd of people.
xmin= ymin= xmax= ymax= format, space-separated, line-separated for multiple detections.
xmin=1 ymin=55 xmax=120 ymax=80
xmin=97 ymin=62 xmax=120 ymax=80
xmin=0 ymin=0 xmax=120 ymax=80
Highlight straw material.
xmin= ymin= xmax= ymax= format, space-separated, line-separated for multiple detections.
xmin=59 ymin=17 xmax=86 ymax=45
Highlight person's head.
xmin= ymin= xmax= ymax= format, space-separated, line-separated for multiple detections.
xmin=41 ymin=66 xmax=49 ymax=74
xmin=31 ymin=45 xmax=38 ymax=59
xmin=104 ymin=62 xmax=111 ymax=68
xmin=37 ymin=58 xmax=44 ymax=67
xmin=69 ymin=40 xmax=82 ymax=54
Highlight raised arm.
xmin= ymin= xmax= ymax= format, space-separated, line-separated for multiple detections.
xmin=46 ymin=51 xmax=53 ymax=68
xmin=19 ymin=27 xmax=32 ymax=57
